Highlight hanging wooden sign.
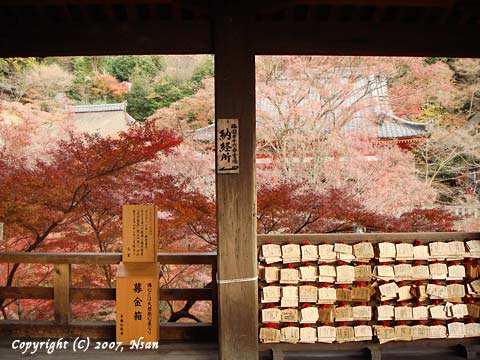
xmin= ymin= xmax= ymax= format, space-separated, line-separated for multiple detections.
xmin=216 ymin=118 xmax=239 ymax=174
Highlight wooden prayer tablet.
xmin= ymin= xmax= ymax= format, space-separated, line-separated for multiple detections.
xmin=280 ymin=299 xmax=299 ymax=309
xmin=318 ymin=306 xmax=335 ymax=323
xmin=317 ymin=325 xmax=336 ymax=343
xmin=282 ymin=285 xmax=298 ymax=298
xmin=318 ymin=264 xmax=336 ymax=282
xmin=262 ymin=308 xmax=281 ymax=323
xmin=334 ymin=243 xmax=353 ymax=255
xmin=429 ymin=324 xmax=447 ymax=339
xmin=429 ymin=242 xmax=449 ymax=260
xmin=353 ymin=242 xmax=374 ymax=260
xmin=377 ymin=304 xmax=395 ymax=321
xmin=335 ymin=305 xmax=354 ymax=322
xmin=318 ymin=244 xmax=336 ymax=262
xmin=299 ymin=326 xmax=317 ymax=343
xmin=398 ymin=285 xmax=413 ymax=301
xmin=261 ymin=244 xmax=282 ymax=264
xmin=352 ymin=286 xmax=371 ymax=302
xmin=317 ymin=287 xmax=336 ymax=304
xmin=299 ymin=285 xmax=318 ymax=303
xmin=467 ymin=303 xmax=480 ymax=318
xmin=394 ymin=306 xmax=413 ymax=321
xmin=466 ymin=240 xmax=480 ymax=257
xmin=412 ymin=306 xmax=429 ymax=320
xmin=452 ymin=303 xmax=468 ymax=318
xmin=261 ymin=286 xmax=281 ymax=303
xmin=353 ymin=305 xmax=372 ymax=321
xmin=411 ymin=284 xmax=427 ymax=302
xmin=448 ymin=241 xmax=466 ymax=258
xmin=447 ymin=323 xmax=465 ymax=340
xmin=336 ymin=265 xmax=355 ymax=284
xmin=411 ymin=265 xmax=430 ymax=281
xmin=394 ymin=324 xmax=413 ymax=340
xmin=413 ymin=245 xmax=430 ymax=260
xmin=394 ymin=325 xmax=412 ymax=341
xmin=263 ymin=266 xmax=280 ymax=283
xmin=299 ymin=306 xmax=319 ymax=324
xmin=280 ymin=326 xmax=300 ymax=344
xmin=259 ymin=327 xmax=281 ymax=343
xmin=280 ymin=268 xmax=300 ymax=284
xmin=373 ymin=325 xmax=395 ymax=344
xmin=394 ymin=263 xmax=413 ymax=281
xmin=280 ymin=308 xmax=299 ymax=323
xmin=375 ymin=265 xmax=395 ymax=281
xmin=470 ymin=279 xmax=480 ymax=293
xmin=281 ymin=244 xmax=301 ymax=264
xmin=395 ymin=243 xmax=414 ymax=260
xmin=430 ymin=304 xmax=448 ymax=320
xmin=336 ymin=326 xmax=355 ymax=343
xmin=411 ymin=325 xmax=430 ymax=340
xmin=465 ymin=263 xmax=479 ymax=278
xmin=354 ymin=325 xmax=373 ymax=341
xmin=447 ymin=283 xmax=466 ymax=301
xmin=426 ymin=283 xmax=448 ymax=299
xmin=378 ymin=242 xmax=396 ymax=261
xmin=465 ymin=323 xmax=480 ymax=337
xmin=379 ymin=282 xmax=400 ymax=299
xmin=429 ymin=262 xmax=448 ymax=280
xmin=336 ymin=287 xmax=353 ymax=302
xmin=354 ymin=265 xmax=372 ymax=281
xmin=281 ymin=286 xmax=299 ymax=308
xmin=338 ymin=252 xmax=355 ymax=262
xmin=299 ymin=265 xmax=317 ymax=282
xmin=301 ymin=244 xmax=319 ymax=262
xmin=447 ymin=264 xmax=466 ymax=280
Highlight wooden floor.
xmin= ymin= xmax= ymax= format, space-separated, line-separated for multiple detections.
xmin=0 ymin=339 xmax=218 ymax=360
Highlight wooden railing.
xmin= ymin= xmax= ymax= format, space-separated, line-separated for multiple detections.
xmin=0 ymin=252 xmax=217 ymax=341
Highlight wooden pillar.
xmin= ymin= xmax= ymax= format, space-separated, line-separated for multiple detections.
xmin=214 ymin=2 xmax=258 ymax=359
xmin=53 ymin=264 xmax=71 ymax=325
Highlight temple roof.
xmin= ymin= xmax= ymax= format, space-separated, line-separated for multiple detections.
xmin=68 ymin=102 xmax=135 ymax=137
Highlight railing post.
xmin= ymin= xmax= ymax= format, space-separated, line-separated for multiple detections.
xmin=53 ymin=264 xmax=71 ymax=325
xmin=211 ymin=261 xmax=218 ymax=327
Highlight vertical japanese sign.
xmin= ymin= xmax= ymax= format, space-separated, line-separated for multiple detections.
xmin=122 ymin=205 xmax=158 ymax=263
xmin=217 ymin=118 xmax=240 ymax=174
xmin=0 ymin=223 xmax=3 ymax=242
xmin=116 ymin=263 xmax=159 ymax=343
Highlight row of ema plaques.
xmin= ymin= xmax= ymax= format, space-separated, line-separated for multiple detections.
xmin=116 ymin=205 xmax=159 ymax=344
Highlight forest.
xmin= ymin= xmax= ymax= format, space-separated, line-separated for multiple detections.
xmin=0 ymin=55 xmax=479 ymax=323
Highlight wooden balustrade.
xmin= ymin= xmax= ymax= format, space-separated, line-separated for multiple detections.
xmin=0 ymin=252 xmax=217 ymax=341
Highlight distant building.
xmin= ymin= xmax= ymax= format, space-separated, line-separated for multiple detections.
xmin=188 ymin=76 xmax=428 ymax=151
xmin=69 ymin=102 xmax=135 ymax=137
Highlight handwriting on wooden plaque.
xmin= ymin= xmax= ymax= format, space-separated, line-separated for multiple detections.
xmin=217 ymin=118 xmax=239 ymax=174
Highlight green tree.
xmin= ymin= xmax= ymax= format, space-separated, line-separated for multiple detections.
xmin=107 ymin=55 xmax=164 ymax=81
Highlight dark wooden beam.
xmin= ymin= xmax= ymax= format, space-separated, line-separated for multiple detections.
xmin=214 ymin=1 xmax=258 ymax=359
xmin=0 ymin=21 xmax=212 ymax=57
xmin=251 ymin=22 xmax=480 ymax=57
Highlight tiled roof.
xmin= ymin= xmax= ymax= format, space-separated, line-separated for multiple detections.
xmin=69 ymin=103 xmax=127 ymax=113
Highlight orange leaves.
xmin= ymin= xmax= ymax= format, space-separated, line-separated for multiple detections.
xmin=91 ymin=74 xmax=129 ymax=101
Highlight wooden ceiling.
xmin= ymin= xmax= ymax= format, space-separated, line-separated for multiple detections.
xmin=0 ymin=0 xmax=479 ymax=57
